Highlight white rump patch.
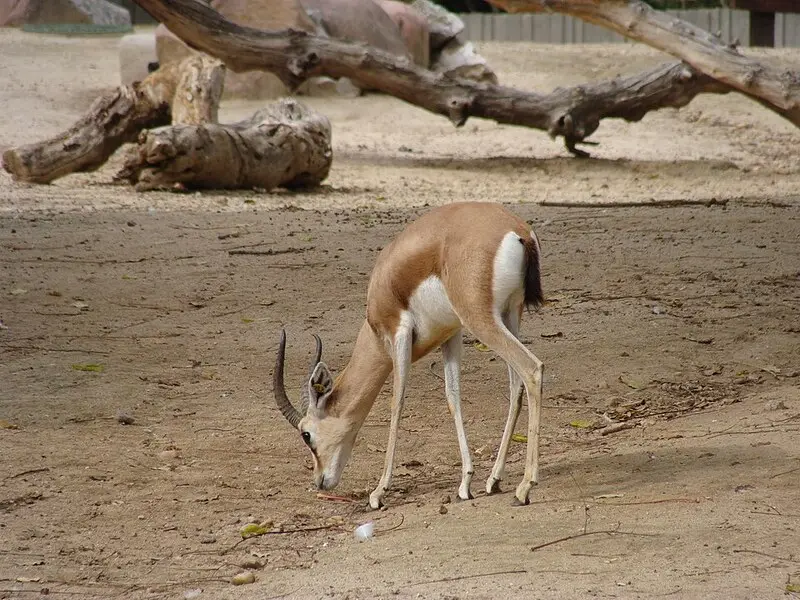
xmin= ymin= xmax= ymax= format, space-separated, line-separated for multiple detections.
xmin=492 ymin=231 xmax=526 ymax=313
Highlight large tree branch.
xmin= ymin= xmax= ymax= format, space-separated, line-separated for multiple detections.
xmin=486 ymin=0 xmax=800 ymax=127
xmin=132 ymin=0 xmax=731 ymax=156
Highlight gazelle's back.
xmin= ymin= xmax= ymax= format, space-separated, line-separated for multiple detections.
xmin=366 ymin=203 xmax=536 ymax=357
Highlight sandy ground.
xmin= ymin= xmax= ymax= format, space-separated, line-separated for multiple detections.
xmin=1 ymin=28 xmax=799 ymax=600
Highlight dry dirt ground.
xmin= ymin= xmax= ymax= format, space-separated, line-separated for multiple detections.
xmin=1 ymin=28 xmax=800 ymax=600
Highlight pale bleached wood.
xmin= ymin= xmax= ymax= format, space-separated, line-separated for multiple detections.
xmin=2 ymin=56 xmax=225 ymax=185
xmin=485 ymin=0 xmax=800 ymax=127
xmin=116 ymin=98 xmax=332 ymax=191
xmin=131 ymin=0 xmax=736 ymax=156
xmin=171 ymin=54 xmax=226 ymax=125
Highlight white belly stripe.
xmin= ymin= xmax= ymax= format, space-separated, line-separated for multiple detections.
xmin=406 ymin=275 xmax=461 ymax=348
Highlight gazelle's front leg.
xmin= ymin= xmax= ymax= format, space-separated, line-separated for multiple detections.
xmin=442 ymin=331 xmax=474 ymax=500
xmin=369 ymin=322 xmax=413 ymax=510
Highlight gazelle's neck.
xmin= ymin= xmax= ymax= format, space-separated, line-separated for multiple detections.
xmin=330 ymin=320 xmax=393 ymax=423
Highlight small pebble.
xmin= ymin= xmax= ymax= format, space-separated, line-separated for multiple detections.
xmin=200 ymin=535 xmax=216 ymax=544
xmin=240 ymin=558 xmax=264 ymax=570
xmin=158 ymin=449 xmax=180 ymax=461
xmin=230 ymin=571 xmax=255 ymax=586
xmin=440 ymin=495 xmax=451 ymax=505
xmin=766 ymin=399 xmax=788 ymax=411
xmin=116 ymin=410 xmax=135 ymax=425
xmin=439 ymin=505 xmax=448 ymax=515
xmin=126 ymin=220 xmax=137 ymax=227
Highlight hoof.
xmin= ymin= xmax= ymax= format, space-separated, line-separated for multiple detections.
xmin=512 ymin=496 xmax=530 ymax=507
xmin=368 ymin=494 xmax=385 ymax=511
xmin=456 ymin=490 xmax=474 ymax=502
xmin=486 ymin=479 xmax=502 ymax=495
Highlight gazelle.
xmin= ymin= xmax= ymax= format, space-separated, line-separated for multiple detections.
xmin=273 ymin=202 xmax=545 ymax=509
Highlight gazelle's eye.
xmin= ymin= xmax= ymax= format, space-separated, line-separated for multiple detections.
xmin=301 ymin=431 xmax=312 ymax=446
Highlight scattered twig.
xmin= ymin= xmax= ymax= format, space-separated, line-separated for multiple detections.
xmin=228 ymin=247 xmax=308 ymax=256
xmin=427 ymin=361 xmax=445 ymax=383
xmin=376 ymin=513 xmax=405 ymax=534
xmin=705 ymin=428 xmax=800 ymax=439
xmin=770 ymin=466 xmax=800 ymax=480
xmin=0 ymin=344 xmax=110 ymax=355
xmin=597 ymin=421 xmax=636 ymax=436
xmin=594 ymin=497 xmax=700 ymax=507
xmin=732 ymin=549 xmax=800 ymax=564
xmin=316 ymin=492 xmax=358 ymax=503
xmin=530 ymin=527 xmax=659 ymax=553
xmin=750 ymin=510 xmax=800 ymax=517
xmin=406 ymin=568 xmax=527 ymax=587
xmin=194 ymin=426 xmax=236 ymax=433
xmin=539 ymin=198 xmax=728 ymax=209
xmin=6 ymin=467 xmax=50 ymax=480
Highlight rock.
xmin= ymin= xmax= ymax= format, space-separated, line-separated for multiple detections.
xmin=155 ymin=0 xmax=317 ymax=100
xmin=440 ymin=495 xmax=451 ymax=505
xmin=119 ymin=33 xmax=157 ymax=86
xmin=376 ymin=0 xmax=430 ymax=67
xmin=410 ymin=0 xmax=463 ymax=51
xmin=1 ymin=0 xmax=131 ymax=28
xmin=158 ymin=449 xmax=180 ymax=461
xmin=155 ymin=24 xmax=289 ymax=101
xmin=430 ymin=38 xmax=498 ymax=85
xmin=230 ymin=571 xmax=256 ymax=586
xmin=302 ymin=0 xmax=410 ymax=60
xmin=439 ymin=504 xmax=448 ymax=514
xmin=766 ymin=399 xmax=788 ymax=411
xmin=240 ymin=558 xmax=264 ymax=570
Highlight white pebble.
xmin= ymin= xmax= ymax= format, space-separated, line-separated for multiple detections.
xmin=354 ymin=521 xmax=375 ymax=542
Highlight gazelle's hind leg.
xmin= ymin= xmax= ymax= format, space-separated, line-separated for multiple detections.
xmin=442 ymin=330 xmax=474 ymax=500
xmin=471 ymin=314 xmax=544 ymax=505
xmin=486 ymin=306 xmax=525 ymax=495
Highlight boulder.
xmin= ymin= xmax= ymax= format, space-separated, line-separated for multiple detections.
xmin=410 ymin=0 xmax=463 ymax=52
xmin=0 ymin=0 xmax=130 ymax=27
xmin=155 ymin=0 xmax=318 ymax=100
xmin=119 ymin=32 xmax=157 ymax=86
xmin=431 ymin=38 xmax=499 ymax=85
xmin=375 ymin=0 xmax=429 ymax=67
xmin=302 ymin=0 xmax=410 ymax=61
xmin=155 ymin=24 xmax=289 ymax=100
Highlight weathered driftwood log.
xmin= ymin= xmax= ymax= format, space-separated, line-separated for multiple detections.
xmin=171 ymin=55 xmax=226 ymax=124
xmin=486 ymin=0 xmax=800 ymax=126
xmin=116 ymin=98 xmax=332 ymax=191
xmin=131 ymin=0 xmax=738 ymax=156
xmin=1 ymin=55 xmax=223 ymax=184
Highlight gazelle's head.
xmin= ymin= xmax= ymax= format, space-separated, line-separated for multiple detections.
xmin=272 ymin=329 xmax=357 ymax=491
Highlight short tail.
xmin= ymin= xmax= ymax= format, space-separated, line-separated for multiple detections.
xmin=523 ymin=235 xmax=544 ymax=310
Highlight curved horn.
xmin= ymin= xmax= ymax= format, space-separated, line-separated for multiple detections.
xmin=300 ymin=334 xmax=323 ymax=414
xmin=273 ymin=329 xmax=303 ymax=428
xmin=309 ymin=334 xmax=323 ymax=374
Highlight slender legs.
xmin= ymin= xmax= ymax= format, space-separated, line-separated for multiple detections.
xmin=474 ymin=310 xmax=544 ymax=505
xmin=442 ymin=331 xmax=474 ymax=500
xmin=486 ymin=310 xmax=525 ymax=495
xmin=369 ymin=323 xmax=413 ymax=510
xmin=368 ymin=308 xmax=544 ymax=508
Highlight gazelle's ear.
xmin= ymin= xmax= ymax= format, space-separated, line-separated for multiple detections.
xmin=307 ymin=362 xmax=334 ymax=411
